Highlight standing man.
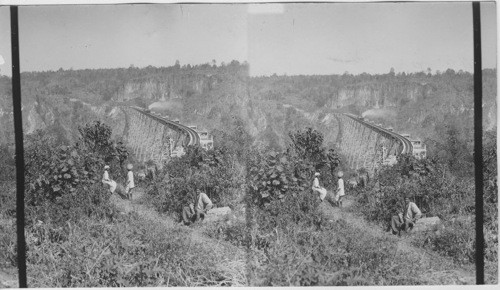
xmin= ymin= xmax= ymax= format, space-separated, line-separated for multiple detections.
xmin=335 ymin=171 xmax=345 ymax=207
xmin=126 ymin=164 xmax=135 ymax=200
xmin=312 ymin=172 xmax=327 ymax=202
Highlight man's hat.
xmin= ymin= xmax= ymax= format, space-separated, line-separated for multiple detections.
xmin=314 ymin=172 xmax=320 ymax=176
xmin=104 ymin=165 xmax=110 ymax=170
xmin=337 ymin=171 xmax=344 ymax=177
xmin=127 ymin=164 xmax=133 ymax=170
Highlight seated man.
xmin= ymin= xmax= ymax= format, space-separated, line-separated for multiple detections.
xmin=390 ymin=196 xmax=422 ymax=235
xmin=312 ymin=172 xmax=328 ymax=202
xmin=103 ymin=179 xmax=127 ymax=198
xmin=182 ymin=189 xmax=213 ymax=225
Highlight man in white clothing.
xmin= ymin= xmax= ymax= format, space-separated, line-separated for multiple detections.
xmin=335 ymin=171 xmax=345 ymax=207
xmin=102 ymin=165 xmax=111 ymax=183
xmin=125 ymin=164 xmax=135 ymax=200
xmin=312 ymin=172 xmax=327 ymax=201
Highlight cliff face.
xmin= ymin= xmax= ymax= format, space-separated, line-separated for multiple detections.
xmin=113 ymin=75 xmax=218 ymax=102
xmin=0 ymin=67 xmax=495 ymax=158
xmin=334 ymin=82 xmax=426 ymax=108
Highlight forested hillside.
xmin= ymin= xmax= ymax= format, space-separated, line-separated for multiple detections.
xmin=0 ymin=63 xmax=496 ymax=165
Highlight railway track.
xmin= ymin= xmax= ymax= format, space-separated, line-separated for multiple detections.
xmin=343 ymin=113 xmax=413 ymax=156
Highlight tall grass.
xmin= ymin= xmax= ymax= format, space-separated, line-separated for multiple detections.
xmin=24 ymin=210 xmax=245 ymax=287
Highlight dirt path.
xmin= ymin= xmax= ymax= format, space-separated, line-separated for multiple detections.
xmin=318 ymin=196 xmax=482 ymax=285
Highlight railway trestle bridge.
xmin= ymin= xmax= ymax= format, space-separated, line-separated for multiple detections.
xmin=335 ymin=113 xmax=424 ymax=176
xmin=123 ymin=106 xmax=213 ymax=166
xmin=122 ymin=107 xmax=424 ymax=175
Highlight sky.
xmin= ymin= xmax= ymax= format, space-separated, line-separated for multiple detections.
xmin=0 ymin=2 xmax=496 ymax=77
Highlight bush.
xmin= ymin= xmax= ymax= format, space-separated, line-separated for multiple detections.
xmin=412 ymin=220 xmax=475 ymax=264
xmin=247 ymin=128 xmax=340 ymax=207
xmin=355 ymin=131 xmax=498 ymax=268
xmin=24 ymin=122 xmax=128 ymax=225
xmin=26 ymin=183 xmax=118 ymax=227
xmin=147 ymin=145 xmax=243 ymax=217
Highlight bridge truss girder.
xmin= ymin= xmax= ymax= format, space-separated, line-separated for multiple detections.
xmin=336 ymin=114 xmax=401 ymax=177
xmin=124 ymin=108 xmax=189 ymax=167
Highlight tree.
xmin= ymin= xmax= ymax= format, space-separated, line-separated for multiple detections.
xmin=77 ymin=121 xmax=128 ymax=166
xmin=389 ymin=67 xmax=395 ymax=77
xmin=288 ymin=127 xmax=326 ymax=165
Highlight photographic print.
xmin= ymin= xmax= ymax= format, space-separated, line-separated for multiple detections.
xmin=0 ymin=1 xmax=497 ymax=287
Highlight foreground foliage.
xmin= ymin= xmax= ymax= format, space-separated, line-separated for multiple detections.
xmin=24 ymin=212 xmax=244 ymax=287
xmin=353 ymin=131 xmax=497 ymax=267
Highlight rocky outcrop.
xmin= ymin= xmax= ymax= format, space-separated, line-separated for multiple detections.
xmin=113 ymin=76 xmax=216 ymax=102
xmin=335 ymin=82 xmax=424 ymax=108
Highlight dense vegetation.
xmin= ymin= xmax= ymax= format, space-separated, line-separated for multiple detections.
xmin=353 ymin=130 xmax=497 ymax=271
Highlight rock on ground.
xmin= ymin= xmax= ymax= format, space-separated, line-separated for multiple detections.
xmin=204 ymin=207 xmax=232 ymax=223
xmin=412 ymin=216 xmax=442 ymax=232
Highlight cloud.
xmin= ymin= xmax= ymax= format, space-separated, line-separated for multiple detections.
xmin=148 ymin=100 xmax=183 ymax=112
xmin=327 ymin=57 xmax=357 ymax=64
xmin=362 ymin=107 xmax=397 ymax=119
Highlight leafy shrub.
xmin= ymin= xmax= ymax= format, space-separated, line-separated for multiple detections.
xmin=287 ymin=128 xmax=341 ymax=188
xmin=248 ymin=150 xmax=311 ymax=204
xmin=147 ymin=145 xmax=243 ymax=217
xmin=77 ymin=121 xmax=128 ymax=165
xmin=412 ymin=220 xmax=475 ymax=264
xmin=247 ymin=128 xmax=341 ymax=206
xmin=24 ymin=122 xmax=128 ymax=225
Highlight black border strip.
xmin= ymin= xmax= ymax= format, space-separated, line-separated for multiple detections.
xmin=10 ymin=5 xmax=28 ymax=288
xmin=472 ymin=1 xmax=484 ymax=285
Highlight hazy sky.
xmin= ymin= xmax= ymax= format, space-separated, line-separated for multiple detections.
xmin=0 ymin=2 xmax=496 ymax=76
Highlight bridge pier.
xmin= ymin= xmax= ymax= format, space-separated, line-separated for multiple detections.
xmin=336 ymin=114 xmax=407 ymax=177
xmin=122 ymin=107 xmax=197 ymax=168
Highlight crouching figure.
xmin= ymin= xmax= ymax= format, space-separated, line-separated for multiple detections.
xmin=389 ymin=196 xmax=422 ymax=235
xmin=182 ymin=189 xmax=213 ymax=225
